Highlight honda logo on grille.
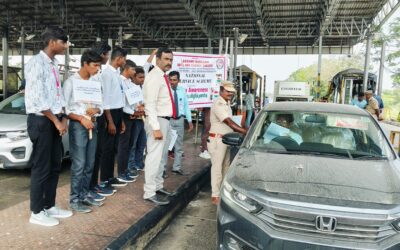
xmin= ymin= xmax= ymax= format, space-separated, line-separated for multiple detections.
xmin=315 ymin=216 xmax=337 ymax=232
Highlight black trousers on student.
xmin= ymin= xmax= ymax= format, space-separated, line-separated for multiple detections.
xmin=27 ymin=114 xmax=63 ymax=214
xmin=117 ymin=113 xmax=135 ymax=177
xmin=91 ymin=108 xmax=123 ymax=184
xmin=90 ymin=114 xmax=105 ymax=189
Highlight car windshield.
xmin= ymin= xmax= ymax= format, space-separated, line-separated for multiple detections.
xmin=247 ymin=111 xmax=394 ymax=160
xmin=0 ymin=92 xmax=26 ymax=115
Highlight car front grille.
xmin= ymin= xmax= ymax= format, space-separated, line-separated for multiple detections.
xmin=257 ymin=203 xmax=397 ymax=243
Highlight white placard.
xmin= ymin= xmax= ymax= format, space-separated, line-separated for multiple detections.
xmin=125 ymin=87 xmax=144 ymax=106
xmin=168 ymin=129 xmax=178 ymax=151
xmin=232 ymin=115 xmax=243 ymax=127
xmin=72 ymin=79 xmax=102 ymax=104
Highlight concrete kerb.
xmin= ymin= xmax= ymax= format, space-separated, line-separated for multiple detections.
xmin=106 ymin=164 xmax=211 ymax=250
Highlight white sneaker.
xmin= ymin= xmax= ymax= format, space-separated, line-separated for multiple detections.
xmin=45 ymin=206 xmax=73 ymax=218
xmin=199 ymin=150 xmax=211 ymax=159
xmin=29 ymin=210 xmax=59 ymax=227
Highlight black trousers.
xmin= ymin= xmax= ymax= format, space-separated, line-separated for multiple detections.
xmin=91 ymin=109 xmax=123 ymax=184
xmin=91 ymin=114 xmax=105 ymax=189
xmin=27 ymin=115 xmax=62 ymax=214
xmin=117 ymin=114 xmax=135 ymax=176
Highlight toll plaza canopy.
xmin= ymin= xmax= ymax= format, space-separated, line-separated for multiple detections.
xmin=0 ymin=0 xmax=400 ymax=54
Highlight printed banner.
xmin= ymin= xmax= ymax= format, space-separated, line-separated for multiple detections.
xmin=171 ymin=52 xmax=227 ymax=109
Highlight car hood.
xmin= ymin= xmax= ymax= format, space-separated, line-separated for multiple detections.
xmin=229 ymin=149 xmax=400 ymax=205
xmin=0 ymin=113 xmax=27 ymax=132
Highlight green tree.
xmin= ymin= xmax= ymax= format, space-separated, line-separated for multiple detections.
xmin=373 ymin=17 xmax=400 ymax=87
xmin=286 ymin=55 xmax=364 ymax=98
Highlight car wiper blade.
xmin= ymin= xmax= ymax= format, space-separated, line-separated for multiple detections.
xmin=353 ymin=155 xmax=388 ymax=160
xmin=295 ymin=151 xmax=351 ymax=159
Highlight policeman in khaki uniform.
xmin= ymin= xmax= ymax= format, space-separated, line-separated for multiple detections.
xmin=208 ymin=81 xmax=247 ymax=205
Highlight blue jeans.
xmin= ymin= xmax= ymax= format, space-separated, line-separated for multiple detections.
xmin=69 ymin=120 xmax=97 ymax=203
xmin=128 ymin=119 xmax=146 ymax=171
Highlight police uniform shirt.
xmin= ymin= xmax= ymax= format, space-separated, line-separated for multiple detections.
xmin=210 ymin=96 xmax=233 ymax=135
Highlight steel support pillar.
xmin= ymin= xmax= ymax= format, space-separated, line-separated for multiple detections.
xmin=118 ymin=26 xmax=123 ymax=47
xmin=229 ymin=39 xmax=234 ymax=81
xmin=317 ymin=36 xmax=322 ymax=100
xmin=377 ymin=40 xmax=386 ymax=96
xmin=363 ymin=35 xmax=372 ymax=92
xmin=108 ymin=38 xmax=113 ymax=51
xmin=218 ymin=38 xmax=223 ymax=55
xmin=208 ymin=38 xmax=212 ymax=54
xmin=233 ymin=28 xmax=239 ymax=83
xmin=2 ymin=34 xmax=8 ymax=99
xmin=64 ymin=38 xmax=70 ymax=81
xmin=21 ymin=27 xmax=25 ymax=81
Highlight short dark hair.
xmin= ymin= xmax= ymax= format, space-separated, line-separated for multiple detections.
xmin=81 ymin=49 xmax=103 ymax=67
xmin=276 ymin=113 xmax=294 ymax=123
xmin=111 ymin=47 xmax=128 ymax=61
xmin=91 ymin=41 xmax=111 ymax=56
xmin=169 ymin=71 xmax=180 ymax=80
xmin=134 ymin=66 xmax=145 ymax=75
xmin=357 ymin=92 xmax=365 ymax=98
xmin=156 ymin=47 xmax=173 ymax=58
xmin=122 ymin=59 xmax=136 ymax=72
xmin=42 ymin=27 xmax=68 ymax=48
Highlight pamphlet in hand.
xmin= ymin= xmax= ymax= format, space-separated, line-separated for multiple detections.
xmin=263 ymin=122 xmax=302 ymax=144
xmin=168 ymin=129 xmax=178 ymax=151
xmin=232 ymin=115 xmax=243 ymax=127
xmin=72 ymin=79 xmax=102 ymax=104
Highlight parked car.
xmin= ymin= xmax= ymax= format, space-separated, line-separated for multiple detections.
xmin=218 ymin=102 xmax=400 ymax=250
xmin=0 ymin=92 xmax=69 ymax=169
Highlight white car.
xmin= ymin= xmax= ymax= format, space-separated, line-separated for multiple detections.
xmin=0 ymin=92 xmax=69 ymax=169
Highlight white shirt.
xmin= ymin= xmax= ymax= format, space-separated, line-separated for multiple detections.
xmin=121 ymin=75 xmax=143 ymax=115
xmin=24 ymin=51 xmax=65 ymax=115
xmin=63 ymin=72 xmax=103 ymax=116
xmin=100 ymin=65 xmax=125 ymax=109
xmin=143 ymin=66 xmax=173 ymax=130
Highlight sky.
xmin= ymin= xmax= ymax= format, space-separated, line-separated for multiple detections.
xmin=2 ymin=7 xmax=399 ymax=94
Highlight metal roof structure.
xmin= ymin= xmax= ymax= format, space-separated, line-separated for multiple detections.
xmin=1 ymin=0 xmax=400 ymax=54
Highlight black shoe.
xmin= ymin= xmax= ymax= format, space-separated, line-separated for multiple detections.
xmin=162 ymin=171 xmax=169 ymax=179
xmin=156 ymin=188 xmax=176 ymax=196
xmin=172 ymin=169 xmax=186 ymax=176
xmin=145 ymin=195 xmax=170 ymax=205
xmin=108 ymin=178 xmax=128 ymax=187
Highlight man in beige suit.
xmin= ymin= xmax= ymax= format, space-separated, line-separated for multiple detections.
xmin=143 ymin=48 xmax=177 ymax=205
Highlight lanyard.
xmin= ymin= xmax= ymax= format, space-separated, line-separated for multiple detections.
xmin=51 ymin=65 xmax=61 ymax=97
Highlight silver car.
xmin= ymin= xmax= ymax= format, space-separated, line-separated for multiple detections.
xmin=0 ymin=92 xmax=69 ymax=169
xmin=218 ymin=102 xmax=400 ymax=250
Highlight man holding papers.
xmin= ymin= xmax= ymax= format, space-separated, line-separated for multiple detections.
xmin=208 ymin=81 xmax=247 ymax=205
xmin=117 ymin=60 xmax=143 ymax=183
xmin=63 ymin=50 xmax=104 ymax=213
xmin=167 ymin=71 xmax=193 ymax=175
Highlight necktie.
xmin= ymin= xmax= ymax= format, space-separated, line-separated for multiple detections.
xmin=164 ymin=74 xmax=177 ymax=118
xmin=173 ymin=88 xmax=179 ymax=117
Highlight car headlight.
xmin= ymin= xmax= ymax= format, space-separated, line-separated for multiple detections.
xmin=6 ymin=130 xmax=28 ymax=141
xmin=223 ymin=181 xmax=262 ymax=213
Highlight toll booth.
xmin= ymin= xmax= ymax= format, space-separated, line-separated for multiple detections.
xmin=325 ymin=68 xmax=377 ymax=104
xmin=234 ymin=65 xmax=264 ymax=111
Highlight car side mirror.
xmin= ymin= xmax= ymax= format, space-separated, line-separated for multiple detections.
xmin=222 ymin=132 xmax=244 ymax=147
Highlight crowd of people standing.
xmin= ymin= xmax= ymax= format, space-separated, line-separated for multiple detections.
xmin=24 ymin=27 xmax=215 ymax=227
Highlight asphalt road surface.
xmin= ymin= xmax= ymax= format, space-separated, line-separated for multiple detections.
xmin=146 ymin=185 xmax=217 ymax=250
